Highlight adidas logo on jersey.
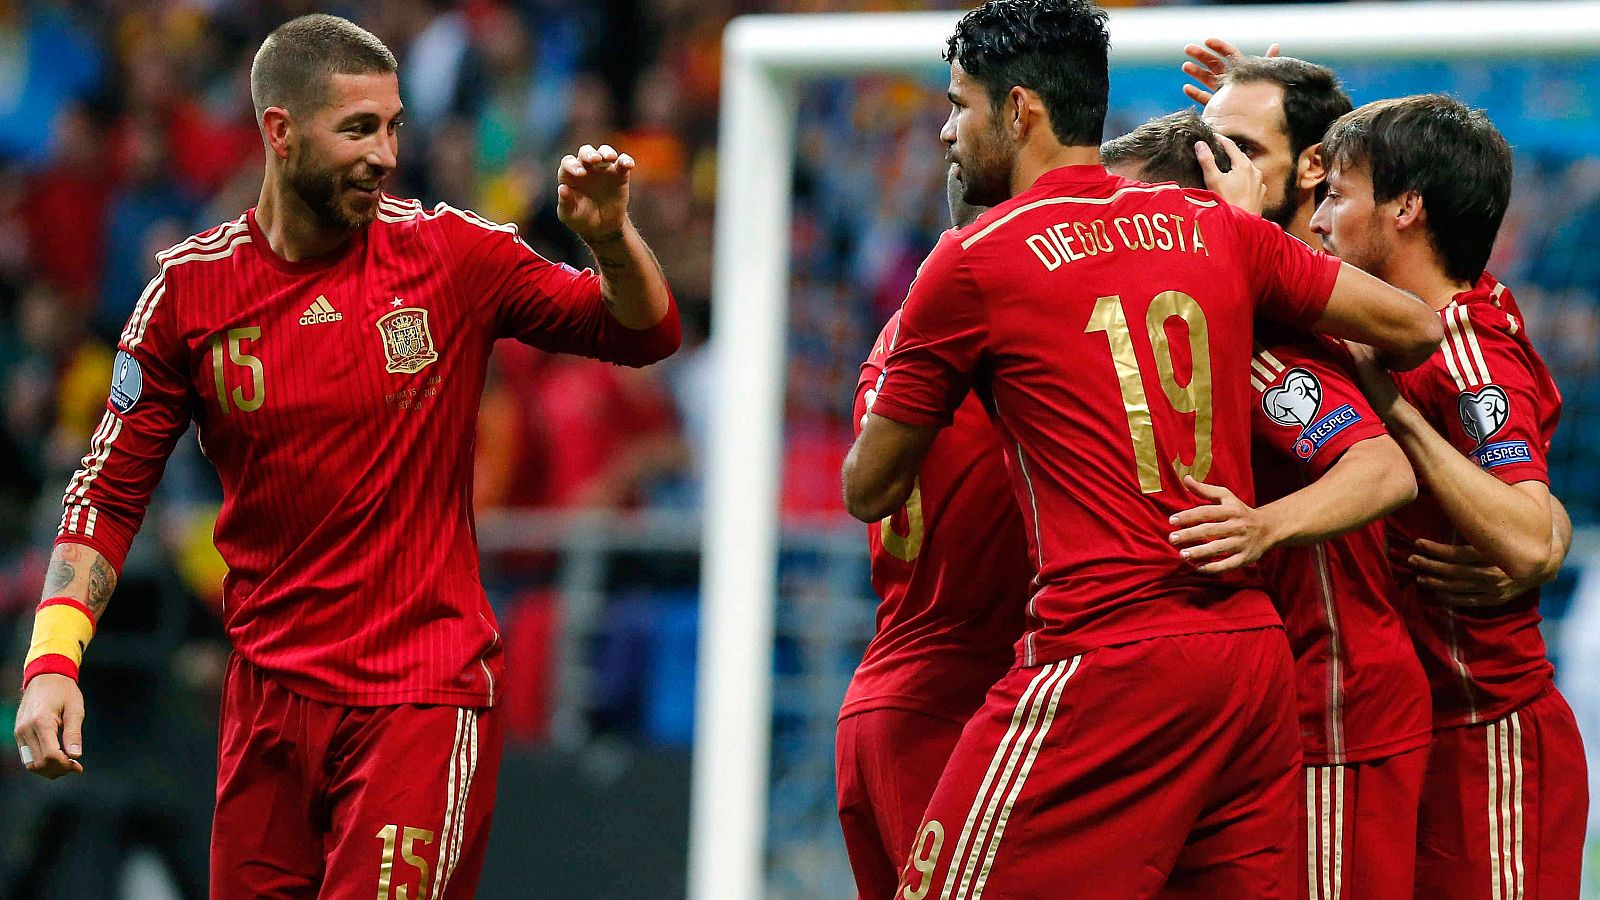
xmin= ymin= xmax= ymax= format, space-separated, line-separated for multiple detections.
xmin=299 ymin=296 xmax=343 ymax=325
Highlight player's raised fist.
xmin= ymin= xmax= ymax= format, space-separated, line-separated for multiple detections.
xmin=558 ymin=143 xmax=637 ymax=243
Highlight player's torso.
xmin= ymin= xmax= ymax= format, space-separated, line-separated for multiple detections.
xmin=1388 ymin=283 xmax=1559 ymax=727
xmin=958 ymin=176 xmax=1277 ymax=661
xmin=846 ymin=317 xmax=1031 ymax=720
xmin=1249 ymin=329 xmax=1431 ymax=762
xmin=170 ymin=213 xmax=492 ymax=615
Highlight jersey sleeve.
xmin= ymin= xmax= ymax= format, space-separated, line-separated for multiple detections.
xmin=854 ymin=313 xmax=900 ymax=438
xmin=443 ymin=206 xmax=681 ymax=367
xmin=1250 ymin=331 xmax=1388 ymax=479
xmin=56 ymin=273 xmax=194 ymax=573
xmin=870 ymin=236 xmax=985 ymax=429
xmin=1227 ymin=206 xmax=1341 ymax=328
xmin=1429 ymin=304 xmax=1550 ymax=485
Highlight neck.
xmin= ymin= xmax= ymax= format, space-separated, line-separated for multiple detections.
xmin=256 ymin=166 xmax=353 ymax=262
xmin=1011 ymin=143 xmax=1101 ymax=197
xmin=1286 ymin=200 xmax=1320 ymax=250
xmin=1381 ymin=239 xmax=1473 ymax=310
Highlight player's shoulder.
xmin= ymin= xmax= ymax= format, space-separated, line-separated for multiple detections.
xmin=1449 ymin=273 xmax=1524 ymax=342
xmin=152 ymin=212 xmax=252 ymax=271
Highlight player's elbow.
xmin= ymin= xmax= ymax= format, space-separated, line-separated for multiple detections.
xmin=1381 ymin=312 xmax=1445 ymax=371
xmin=1373 ymin=442 xmax=1418 ymax=514
xmin=1499 ymin=536 xmax=1554 ymax=585
xmin=841 ymin=454 xmax=905 ymax=523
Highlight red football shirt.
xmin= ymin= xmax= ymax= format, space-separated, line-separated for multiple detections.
xmin=1387 ymin=273 xmax=1561 ymax=728
xmin=871 ymin=165 xmax=1340 ymax=666
xmin=58 ymin=196 xmax=680 ymax=707
xmin=841 ymin=309 xmax=1031 ymax=724
xmin=1249 ymin=325 xmax=1432 ymax=764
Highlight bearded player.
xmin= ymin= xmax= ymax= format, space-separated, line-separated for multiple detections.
xmin=1310 ymin=94 xmax=1585 ymax=900
xmin=1104 ymin=108 xmax=1435 ymax=900
xmin=836 ymin=173 xmax=1031 ymax=899
xmin=842 ymin=0 xmax=1443 ymax=895
xmin=13 ymin=14 xmax=679 ymax=900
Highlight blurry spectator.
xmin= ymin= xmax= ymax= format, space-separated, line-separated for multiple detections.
xmin=0 ymin=2 xmax=102 ymax=165
xmin=98 ymin=118 xmax=197 ymax=340
xmin=21 ymin=102 xmax=111 ymax=310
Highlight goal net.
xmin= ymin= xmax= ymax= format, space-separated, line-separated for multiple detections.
xmin=696 ymin=4 xmax=1600 ymax=898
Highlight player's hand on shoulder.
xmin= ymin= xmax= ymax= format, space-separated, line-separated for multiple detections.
xmin=1199 ymin=133 xmax=1264 ymax=216
xmin=1168 ymin=476 xmax=1278 ymax=574
xmin=1181 ymin=38 xmax=1281 ymax=104
xmin=557 ymin=143 xmax=635 ymax=243
xmin=13 ymin=673 xmax=86 ymax=779
xmin=1410 ymin=538 xmax=1543 ymax=608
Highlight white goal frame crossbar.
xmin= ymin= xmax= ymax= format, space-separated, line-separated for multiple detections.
xmin=694 ymin=5 xmax=1600 ymax=899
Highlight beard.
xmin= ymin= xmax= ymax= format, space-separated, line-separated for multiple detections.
xmin=288 ymin=144 xmax=379 ymax=233
xmin=1321 ymin=210 xmax=1392 ymax=277
xmin=952 ymin=121 xmax=1016 ymax=210
xmin=1261 ymin=165 xmax=1302 ymax=229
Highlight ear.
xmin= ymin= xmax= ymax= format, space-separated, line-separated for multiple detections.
xmin=1297 ymin=141 xmax=1326 ymax=191
xmin=1006 ymin=86 xmax=1029 ymax=138
xmin=1392 ymin=189 xmax=1426 ymax=232
xmin=262 ymin=107 xmax=294 ymax=162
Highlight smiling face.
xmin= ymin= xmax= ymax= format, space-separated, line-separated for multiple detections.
xmin=1204 ymin=80 xmax=1301 ymax=227
xmin=940 ymin=61 xmax=1018 ymax=209
xmin=281 ymin=71 xmax=403 ymax=232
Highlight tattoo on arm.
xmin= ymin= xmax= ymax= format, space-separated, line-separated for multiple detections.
xmin=39 ymin=542 xmax=118 ymax=618
xmin=87 ymin=557 xmax=117 ymax=618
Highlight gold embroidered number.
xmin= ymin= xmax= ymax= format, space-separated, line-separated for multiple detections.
xmin=210 ymin=326 xmax=265 ymax=414
xmin=1085 ymin=291 xmax=1214 ymax=493
xmin=880 ymin=478 xmax=925 ymax=562
xmin=900 ymin=819 xmax=946 ymax=900
xmin=376 ymin=824 xmax=435 ymax=900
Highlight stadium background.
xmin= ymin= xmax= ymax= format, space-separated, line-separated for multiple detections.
xmin=0 ymin=0 xmax=1596 ymax=897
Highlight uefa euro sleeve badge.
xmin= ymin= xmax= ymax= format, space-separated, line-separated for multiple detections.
xmin=376 ymin=304 xmax=440 ymax=375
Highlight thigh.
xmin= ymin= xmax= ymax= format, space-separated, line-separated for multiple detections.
xmin=211 ymin=655 xmax=329 ymax=900
xmin=319 ymin=704 xmax=503 ymax=900
xmin=905 ymin=634 xmax=1295 ymax=900
xmin=1415 ymin=692 xmax=1588 ymax=900
xmin=1336 ymin=747 xmax=1428 ymax=900
xmin=838 ymin=714 xmax=901 ymax=900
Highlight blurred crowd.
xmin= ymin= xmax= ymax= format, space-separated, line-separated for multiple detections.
xmin=1 ymin=0 xmax=1599 ymax=736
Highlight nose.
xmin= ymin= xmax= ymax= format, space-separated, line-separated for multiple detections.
xmin=1309 ymin=199 xmax=1330 ymax=235
xmin=940 ymin=111 xmax=957 ymax=148
xmin=369 ymin=131 xmax=398 ymax=174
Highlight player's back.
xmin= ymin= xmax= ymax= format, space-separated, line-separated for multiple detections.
xmin=842 ymin=311 xmax=1030 ymax=724
xmin=875 ymin=164 xmax=1339 ymax=666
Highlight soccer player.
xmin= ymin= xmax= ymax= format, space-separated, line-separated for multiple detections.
xmin=1311 ymin=95 xmax=1587 ymax=900
xmin=12 ymin=14 xmax=679 ymax=900
xmin=841 ymin=1 xmax=1442 ymax=896
xmin=1105 ymin=110 xmax=1435 ymax=900
xmin=838 ymin=208 xmax=1031 ymax=895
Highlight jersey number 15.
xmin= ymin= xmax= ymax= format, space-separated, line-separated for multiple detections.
xmin=1086 ymin=291 xmax=1213 ymax=494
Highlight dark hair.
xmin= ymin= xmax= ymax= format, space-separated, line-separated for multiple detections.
xmin=1322 ymin=94 xmax=1512 ymax=283
xmin=944 ymin=0 xmax=1111 ymax=147
xmin=1100 ymin=110 xmax=1230 ymax=189
xmin=1222 ymin=56 xmax=1352 ymax=163
xmin=250 ymin=14 xmax=397 ymax=119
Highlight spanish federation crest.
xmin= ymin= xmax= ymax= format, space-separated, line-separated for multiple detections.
xmin=376 ymin=305 xmax=439 ymax=374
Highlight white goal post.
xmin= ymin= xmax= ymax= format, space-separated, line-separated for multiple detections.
xmin=695 ymin=4 xmax=1600 ymax=899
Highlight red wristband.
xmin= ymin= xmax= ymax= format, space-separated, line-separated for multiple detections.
xmin=22 ymin=653 xmax=80 ymax=689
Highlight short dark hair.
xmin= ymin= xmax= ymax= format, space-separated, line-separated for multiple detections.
xmin=1322 ymin=94 xmax=1512 ymax=283
xmin=1100 ymin=110 xmax=1230 ymax=189
xmin=944 ymin=0 xmax=1111 ymax=147
xmin=250 ymin=14 xmax=397 ymax=119
xmin=1222 ymin=56 xmax=1352 ymax=162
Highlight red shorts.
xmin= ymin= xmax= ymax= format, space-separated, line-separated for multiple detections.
xmin=898 ymin=628 xmax=1301 ymax=900
xmin=211 ymin=655 xmax=502 ymax=900
xmin=1298 ymin=747 xmax=1428 ymax=900
xmin=1415 ymin=686 xmax=1588 ymax=900
xmin=837 ymin=708 xmax=969 ymax=900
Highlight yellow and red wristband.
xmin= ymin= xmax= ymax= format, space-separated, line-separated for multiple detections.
xmin=22 ymin=596 xmax=97 ymax=688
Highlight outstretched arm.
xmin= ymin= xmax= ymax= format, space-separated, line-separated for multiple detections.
xmin=14 ymin=541 xmax=118 ymax=779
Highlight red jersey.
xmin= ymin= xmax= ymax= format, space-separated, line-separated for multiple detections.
xmin=841 ymin=309 xmax=1030 ymax=724
xmin=1249 ymin=325 xmax=1431 ymax=764
xmin=1387 ymin=274 xmax=1561 ymax=728
xmin=58 ymin=196 xmax=680 ymax=707
xmin=872 ymin=165 xmax=1340 ymax=666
